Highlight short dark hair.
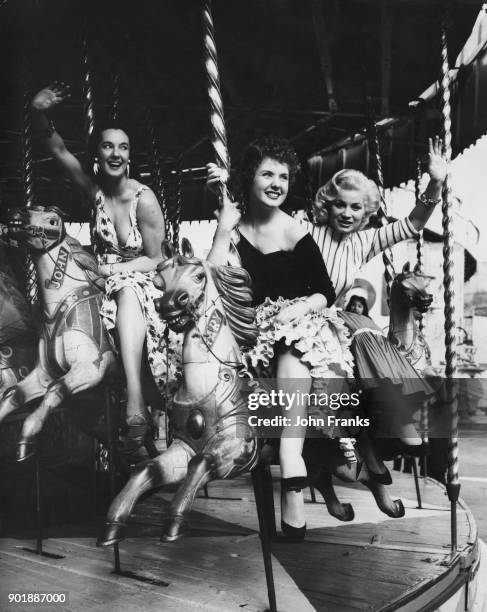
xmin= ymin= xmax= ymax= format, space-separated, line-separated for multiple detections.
xmin=345 ymin=295 xmax=369 ymax=317
xmin=238 ymin=136 xmax=300 ymax=202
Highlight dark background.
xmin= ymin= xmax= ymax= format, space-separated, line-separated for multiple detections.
xmin=0 ymin=0 xmax=482 ymax=222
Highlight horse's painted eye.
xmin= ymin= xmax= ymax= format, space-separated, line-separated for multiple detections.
xmin=195 ymin=273 xmax=205 ymax=282
xmin=49 ymin=218 xmax=57 ymax=225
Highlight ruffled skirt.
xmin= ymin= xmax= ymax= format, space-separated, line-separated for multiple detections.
xmin=242 ymin=298 xmax=357 ymax=441
xmin=243 ymin=297 xmax=354 ymax=378
xmin=101 ymin=270 xmax=182 ymax=395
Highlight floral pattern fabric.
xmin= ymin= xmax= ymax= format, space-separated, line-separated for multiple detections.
xmin=91 ymin=186 xmax=181 ymax=395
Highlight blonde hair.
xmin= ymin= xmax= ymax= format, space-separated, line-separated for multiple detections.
xmin=313 ymin=169 xmax=380 ymax=230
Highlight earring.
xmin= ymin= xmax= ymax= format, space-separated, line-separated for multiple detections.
xmin=126 ymin=161 xmax=130 ymax=177
xmin=93 ymin=159 xmax=99 ymax=176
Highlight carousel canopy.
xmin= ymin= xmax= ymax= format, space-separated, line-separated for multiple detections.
xmin=0 ymin=0 xmax=483 ymax=222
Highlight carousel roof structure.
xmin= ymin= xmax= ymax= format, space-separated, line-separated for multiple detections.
xmin=0 ymin=0 xmax=484 ymax=221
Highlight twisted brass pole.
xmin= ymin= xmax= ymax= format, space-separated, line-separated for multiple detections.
xmin=202 ymin=1 xmax=230 ymax=203
xmin=144 ymin=105 xmax=172 ymax=242
xmin=22 ymin=65 xmax=38 ymax=305
xmin=440 ymin=16 xmax=459 ymax=554
xmin=365 ymin=106 xmax=396 ymax=300
xmin=82 ymin=31 xmax=95 ymax=146
xmin=110 ymin=72 xmax=120 ymax=122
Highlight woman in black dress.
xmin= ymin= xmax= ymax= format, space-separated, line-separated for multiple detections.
xmin=207 ymin=137 xmax=354 ymax=540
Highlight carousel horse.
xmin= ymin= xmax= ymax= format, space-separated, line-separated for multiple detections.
xmin=388 ymin=262 xmax=434 ymax=373
xmin=99 ymin=239 xmax=260 ymax=545
xmin=0 ymin=243 xmax=37 ymax=397
xmin=0 ymin=206 xmax=117 ymax=461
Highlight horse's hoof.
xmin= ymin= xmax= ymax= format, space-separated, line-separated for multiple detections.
xmin=161 ymin=515 xmax=186 ymax=542
xmin=382 ymin=498 xmax=405 ymax=518
xmin=97 ymin=522 xmax=127 ymax=547
xmin=392 ymin=499 xmax=405 ymax=518
xmin=328 ymin=502 xmax=355 ymax=522
xmin=16 ymin=439 xmax=36 ymax=462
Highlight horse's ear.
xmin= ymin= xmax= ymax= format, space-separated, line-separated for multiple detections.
xmin=161 ymin=240 xmax=175 ymax=259
xmin=181 ymin=238 xmax=194 ymax=259
xmin=402 ymin=261 xmax=411 ymax=274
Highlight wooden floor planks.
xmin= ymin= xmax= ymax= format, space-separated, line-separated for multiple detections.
xmin=0 ymin=470 xmax=476 ymax=612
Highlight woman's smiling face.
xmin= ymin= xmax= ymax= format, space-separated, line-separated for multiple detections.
xmin=249 ymin=157 xmax=289 ymax=209
xmin=327 ymin=189 xmax=366 ymax=234
xmin=97 ymin=129 xmax=130 ymax=178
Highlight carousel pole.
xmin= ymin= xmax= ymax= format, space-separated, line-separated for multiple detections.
xmin=414 ymin=159 xmax=429 ymax=485
xmin=21 ymin=68 xmax=39 ymax=305
xmin=439 ymin=14 xmax=460 ymax=554
xmin=364 ymin=100 xmax=396 ymax=299
xmin=414 ymin=159 xmax=425 ymax=280
xmin=171 ymin=155 xmax=184 ymax=250
xmin=201 ymin=3 xmax=276 ymax=610
xmin=202 ymin=0 xmax=231 ymax=204
xmin=144 ymin=105 xmax=172 ymax=242
xmin=366 ymin=95 xmax=423 ymax=506
xmin=82 ymin=25 xmax=96 ymax=146
xmin=19 ymin=40 xmax=64 ymax=562
xmin=21 ymin=58 xmax=44 ymax=556
xmin=110 ymin=72 xmax=120 ymax=122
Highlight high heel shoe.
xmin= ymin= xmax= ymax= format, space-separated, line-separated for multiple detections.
xmin=122 ymin=413 xmax=148 ymax=453
xmin=281 ymin=476 xmax=307 ymax=542
xmin=399 ymin=441 xmax=431 ymax=457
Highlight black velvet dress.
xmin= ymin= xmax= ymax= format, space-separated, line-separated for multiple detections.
xmin=236 ymin=232 xmax=353 ymax=377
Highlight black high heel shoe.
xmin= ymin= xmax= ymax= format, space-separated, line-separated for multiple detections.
xmin=399 ymin=440 xmax=431 ymax=457
xmin=281 ymin=476 xmax=307 ymax=542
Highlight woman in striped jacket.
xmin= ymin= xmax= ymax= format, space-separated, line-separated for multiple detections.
xmin=311 ymin=136 xmax=447 ymax=453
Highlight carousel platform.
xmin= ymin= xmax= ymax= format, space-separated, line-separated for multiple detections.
xmin=0 ymin=468 xmax=483 ymax=612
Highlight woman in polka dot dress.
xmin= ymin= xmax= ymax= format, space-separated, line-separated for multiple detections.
xmin=31 ymin=83 xmax=180 ymax=451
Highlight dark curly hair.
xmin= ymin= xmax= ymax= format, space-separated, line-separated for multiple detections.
xmin=87 ymin=123 xmax=131 ymax=159
xmin=237 ymin=136 xmax=300 ymax=204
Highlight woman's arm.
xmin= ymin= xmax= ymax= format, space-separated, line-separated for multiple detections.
xmin=408 ymin=136 xmax=447 ymax=231
xmin=363 ymin=137 xmax=448 ymax=262
xmin=99 ymin=190 xmax=164 ymax=276
xmin=31 ymin=84 xmax=94 ymax=200
xmin=206 ymin=164 xmax=241 ymax=265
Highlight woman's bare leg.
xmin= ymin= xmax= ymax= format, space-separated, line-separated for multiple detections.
xmin=116 ymin=288 xmax=147 ymax=440
xmin=277 ymin=347 xmax=311 ymax=529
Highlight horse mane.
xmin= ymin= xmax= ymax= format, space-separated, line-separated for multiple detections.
xmin=211 ymin=264 xmax=258 ymax=349
xmin=65 ymin=236 xmax=106 ymax=292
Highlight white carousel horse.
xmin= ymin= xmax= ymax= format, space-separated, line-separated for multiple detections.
xmin=388 ymin=262 xmax=434 ymax=373
xmin=0 ymin=206 xmax=117 ymax=461
xmin=99 ymin=238 xmax=260 ymax=544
